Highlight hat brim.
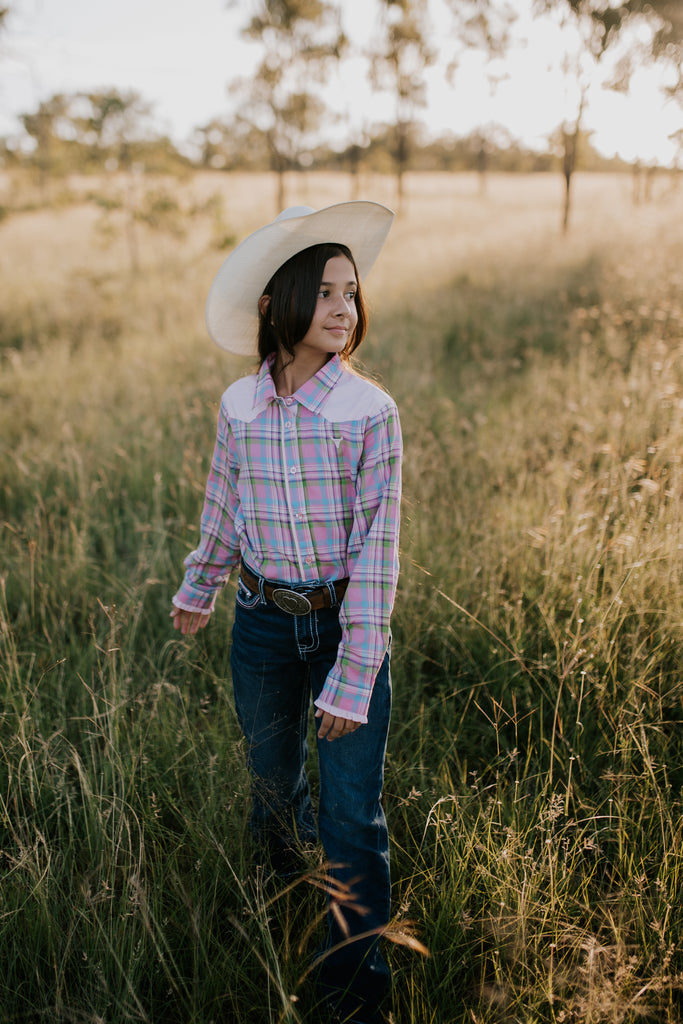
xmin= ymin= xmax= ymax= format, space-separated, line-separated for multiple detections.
xmin=205 ymin=201 xmax=394 ymax=355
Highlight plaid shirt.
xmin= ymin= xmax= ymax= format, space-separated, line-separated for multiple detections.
xmin=173 ymin=354 xmax=402 ymax=723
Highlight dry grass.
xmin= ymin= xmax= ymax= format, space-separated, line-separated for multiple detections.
xmin=2 ymin=169 xmax=683 ymax=1023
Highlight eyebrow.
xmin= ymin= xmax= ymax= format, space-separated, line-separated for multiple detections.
xmin=320 ymin=280 xmax=357 ymax=287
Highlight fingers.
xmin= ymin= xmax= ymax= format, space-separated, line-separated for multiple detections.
xmin=170 ymin=607 xmax=211 ymax=635
xmin=315 ymin=709 xmax=362 ymax=742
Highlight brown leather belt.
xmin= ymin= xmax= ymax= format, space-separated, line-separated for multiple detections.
xmin=239 ymin=564 xmax=349 ymax=616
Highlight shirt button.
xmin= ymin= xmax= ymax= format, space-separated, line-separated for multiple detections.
xmin=285 ymin=397 xmax=294 ymax=406
xmin=289 ymin=466 xmax=297 ymax=475
xmin=305 ymin=555 xmax=315 ymax=565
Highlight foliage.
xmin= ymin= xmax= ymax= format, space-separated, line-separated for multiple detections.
xmin=442 ymin=0 xmax=516 ymax=68
xmin=645 ymin=0 xmax=683 ymax=114
xmin=369 ymin=0 xmax=435 ymax=205
xmin=12 ymin=90 xmax=189 ymax=180
xmin=231 ymin=0 xmax=347 ymax=209
xmin=531 ymin=0 xmax=683 ymax=228
xmin=191 ymin=117 xmax=270 ymax=172
xmin=3 ymin=0 xmax=679 ymax=193
xmin=538 ymin=1 xmax=683 ymax=89
xmin=319 ymin=124 xmax=630 ymax=175
xmin=69 ymin=89 xmax=157 ymax=170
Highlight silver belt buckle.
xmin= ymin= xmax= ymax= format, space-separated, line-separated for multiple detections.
xmin=271 ymin=588 xmax=312 ymax=616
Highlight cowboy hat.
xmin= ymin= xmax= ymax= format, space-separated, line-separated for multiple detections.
xmin=205 ymin=201 xmax=394 ymax=355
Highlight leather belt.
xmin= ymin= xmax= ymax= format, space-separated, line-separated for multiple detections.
xmin=239 ymin=564 xmax=349 ymax=616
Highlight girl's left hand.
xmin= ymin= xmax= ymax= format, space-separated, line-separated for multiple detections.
xmin=170 ymin=606 xmax=211 ymax=635
xmin=315 ymin=708 xmax=361 ymax=742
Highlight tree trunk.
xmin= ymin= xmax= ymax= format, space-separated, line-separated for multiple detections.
xmin=395 ymin=123 xmax=408 ymax=213
xmin=562 ymin=167 xmax=573 ymax=234
xmin=396 ymin=168 xmax=405 ymax=212
xmin=562 ymin=125 xmax=576 ymax=234
xmin=632 ymin=161 xmax=643 ymax=204
xmin=477 ymin=140 xmax=487 ymax=197
xmin=560 ymin=88 xmax=586 ymax=235
xmin=267 ymin=132 xmax=288 ymax=215
xmin=347 ymin=144 xmax=362 ymax=201
xmin=276 ymin=169 xmax=286 ymax=214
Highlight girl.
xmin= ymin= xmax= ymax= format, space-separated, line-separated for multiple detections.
xmin=171 ymin=202 xmax=401 ymax=1024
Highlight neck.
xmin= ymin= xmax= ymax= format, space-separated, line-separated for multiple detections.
xmin=273 ymin=351 xmax=332 ymax=396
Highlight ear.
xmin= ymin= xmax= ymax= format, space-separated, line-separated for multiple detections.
xmin=258 ymin=294 xmax=271 ymax=318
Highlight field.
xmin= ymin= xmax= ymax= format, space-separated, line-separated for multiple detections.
xmin=2 ymin=169 xmax=683 ymax=1024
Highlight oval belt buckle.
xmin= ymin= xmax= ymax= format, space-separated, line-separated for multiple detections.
xmin=271 ymin=588 xmax=312 ymax=616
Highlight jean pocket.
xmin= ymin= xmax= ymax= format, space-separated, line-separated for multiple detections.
xmin=236 ymin=575 xmax=262 ymax=610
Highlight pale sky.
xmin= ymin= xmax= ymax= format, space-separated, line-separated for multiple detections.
xmin=1 ymin=0 xmax=680 ymax=166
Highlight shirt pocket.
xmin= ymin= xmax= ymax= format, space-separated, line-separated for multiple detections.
xmin=316 ymin=422 xmax=365 ymax=484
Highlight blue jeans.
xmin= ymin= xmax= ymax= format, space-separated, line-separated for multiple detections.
xmin=230 ymin=568 xmax=392 ymax=1013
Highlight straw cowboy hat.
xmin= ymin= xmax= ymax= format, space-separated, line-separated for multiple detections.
xmin=205 ymin=201 xmax=395 ymax=355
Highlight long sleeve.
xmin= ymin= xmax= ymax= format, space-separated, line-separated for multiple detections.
xmin=172 ymin=402 xmax=242 ymax=612
xmin=314 ymin=403 xmax=402 ymax=723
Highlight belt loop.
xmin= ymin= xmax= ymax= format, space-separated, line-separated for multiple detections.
xmin=243 ymin=560 xmax=267 ymax=604
xmin=325 ymin=580 xmax=337 ymax=608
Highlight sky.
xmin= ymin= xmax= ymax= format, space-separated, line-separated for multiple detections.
xmin=0 ymin=0 xmax=681 ymax=166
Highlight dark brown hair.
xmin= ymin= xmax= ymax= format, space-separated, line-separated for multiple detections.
xmin=257 ymin=243 xmax=368 ymax=366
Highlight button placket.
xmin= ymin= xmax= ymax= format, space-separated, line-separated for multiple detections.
xmin=278 ymin=398 xmax=305 ymax=578
xmin=284 ymin=405 xmax=319 ymax=579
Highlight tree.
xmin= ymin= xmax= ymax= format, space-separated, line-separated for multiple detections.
xmin=536 ymin=0 xmax=683 ymax=230
xmin=646 ymin=1 xmax=683 ymax=142
xmin=440 ymin=1 xmax=515 ymax=195
xmin=20 ymin=94 xmax=72 ymax=190
xmin=70 ymin=89 xmax=156 ymax=171
xmin=442 ymin=0 xmax=515 ymax=70
xmin=343 ymin=128 xmax=374 ymax=200
xmin=534 ymin=1 xmax=615 ymax=231
xmin=368 ymin=0 xmax=435 ymax=210
xmin=192 ymin=116 xmax=271 ymax=171
xmin=230 ymin=0 xmax=347 ymax=211
xmin=16 ymin=88 xmax=176 ymax=182
xmin=57 ymin=89 xmax=177 ymax=270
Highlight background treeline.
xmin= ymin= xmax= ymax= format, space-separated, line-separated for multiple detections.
xmin=0 ymin=86 xmax=634 ymax=181
xmin=1 ymin=0 xmax=681 ymax=202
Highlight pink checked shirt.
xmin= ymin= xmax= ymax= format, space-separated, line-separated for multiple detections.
xmin=173 ymin=354 xmax=402 ymax=723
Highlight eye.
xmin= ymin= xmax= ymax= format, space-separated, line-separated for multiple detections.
xmin=318 ymin=288 xmax=330 ymax=298
xmin=345 ymin=289 xmax=357 ymax=301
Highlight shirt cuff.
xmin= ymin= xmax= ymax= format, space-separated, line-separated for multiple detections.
xmin=313 ymin=696 xmax=368 ymax=725
xmin=172 ymin=595 xmax=216 ymax=614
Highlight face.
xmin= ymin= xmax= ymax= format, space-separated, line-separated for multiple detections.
xmin=296 ymin=255 xmax=359 ymax=364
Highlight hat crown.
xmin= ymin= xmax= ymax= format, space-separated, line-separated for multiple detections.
xmin=275 ymin=206 xmax=315 ymax=223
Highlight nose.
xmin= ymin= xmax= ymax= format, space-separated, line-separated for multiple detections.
xmin=333 ymin=294 xmax=352 ymax=316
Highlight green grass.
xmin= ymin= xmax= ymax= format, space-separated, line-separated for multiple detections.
xmin=2 ymin=171 xmax=683 ymax=1022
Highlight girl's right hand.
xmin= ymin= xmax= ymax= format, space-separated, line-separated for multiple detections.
xmin=170 ymin=606 xmax=212 ymax=635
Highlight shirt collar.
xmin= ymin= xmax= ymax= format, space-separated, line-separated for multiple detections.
xmin=254 ymin=356 xmax=278 ymax=407
xmin=254 ymin=354 xmax=344 ymax=413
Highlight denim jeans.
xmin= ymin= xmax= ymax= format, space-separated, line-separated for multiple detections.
xmin=230 ymin=567 xmax=392 ymax=1014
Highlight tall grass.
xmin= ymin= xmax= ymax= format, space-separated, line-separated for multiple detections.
xmin=2 ymin=171 xmax=683 ymax=1022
